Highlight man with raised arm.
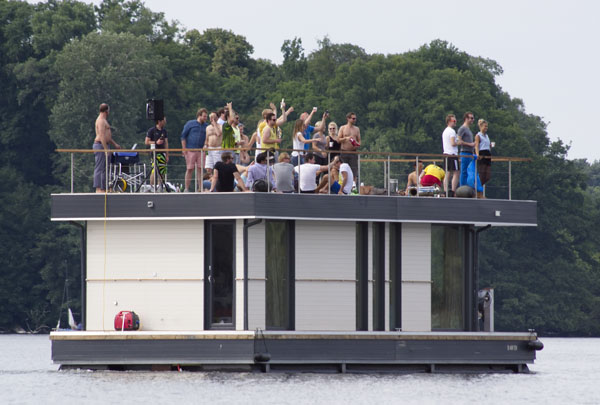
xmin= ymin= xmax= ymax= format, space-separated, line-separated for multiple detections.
xmin=93 ymin=103 xmax=120 ymax=193
xmin=221 ymin=102 xmax=239 ymax=161
xmin=204 ymin=112 xmax=223 ymax=176
xmin=338 ymin=112 xmax=361 ymax=185
xmin=261 ymin=102 xmax=294 ymax=156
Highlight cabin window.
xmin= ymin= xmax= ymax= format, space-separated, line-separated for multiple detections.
xmin=372 ymin=222 xmax=385 ymax=331
xmin=265 ymin=220 xmax=294 ymax=330
xmin=356 ymin=222 xmax=369 ymax=331
xmin=389 ymin=223 xmax=402 ymax=330
xmin=431 ymin=225 xmax=465 ymax=330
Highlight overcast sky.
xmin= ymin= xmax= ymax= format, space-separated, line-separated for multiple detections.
xmin=83 ymin=0 xmax=599 ymax=161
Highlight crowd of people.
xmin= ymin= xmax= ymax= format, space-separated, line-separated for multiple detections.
xmin=153 ymin=100 xmax=360 ymax=194
xmin=438 ymin=112 xmax=494 ymax=197
xmin=93 ymin=102 xmax=491 ymax=196
xmin=405 ymin=111 xmax=494 ymax=197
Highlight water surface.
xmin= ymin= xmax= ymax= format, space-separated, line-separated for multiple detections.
xmin=1 ymin=335 xmax=598 ymax=404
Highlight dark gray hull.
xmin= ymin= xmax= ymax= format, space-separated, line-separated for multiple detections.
xmin=52 ymin=331 xmax=541 ymax=373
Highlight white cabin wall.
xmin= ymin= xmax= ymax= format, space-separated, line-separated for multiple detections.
xmin=247 ymin=221 xmax=265 ymax=330
xmin=401 ymin=223 xmax=431 ymax=332
xmin=86 ymin=220 xmax=204 ymax=331
xmin=294 ymin=221 xmax=356 ymax=331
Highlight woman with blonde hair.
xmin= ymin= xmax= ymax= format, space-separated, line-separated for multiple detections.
xmin=312 ymin=120 xmax=328 ymax=165
xmin=291 ymin=118 xmax=318 ymax=166
xmin=475 ymin=118 xmax=492 ymax=186
xmin=326 ymin=121 xmax=340 ymax=163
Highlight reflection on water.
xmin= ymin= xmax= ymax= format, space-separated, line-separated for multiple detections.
xmin=2 ymin=335 xmax=599 ymax=404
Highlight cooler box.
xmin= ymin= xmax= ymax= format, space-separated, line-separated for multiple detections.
xmin=111 ymin=151 xmax=139 ymax=165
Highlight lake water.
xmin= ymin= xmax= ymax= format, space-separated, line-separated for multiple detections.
xmin=1 ymin=335 xmax=599 ymax=404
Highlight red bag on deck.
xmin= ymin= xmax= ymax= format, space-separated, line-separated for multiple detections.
xmin=114 ymin=311 xmax=140 ymax=331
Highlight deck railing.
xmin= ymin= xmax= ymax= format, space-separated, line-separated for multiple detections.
xmin=55 ymin=147 xmax=530 ymax=200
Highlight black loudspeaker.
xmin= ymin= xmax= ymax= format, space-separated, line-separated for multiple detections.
xmin=146 ymin=99 xmax=164 ymax=121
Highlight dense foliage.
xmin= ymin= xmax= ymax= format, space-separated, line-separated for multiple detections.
xmin=1 ymin=0 xmax=598 ymax=335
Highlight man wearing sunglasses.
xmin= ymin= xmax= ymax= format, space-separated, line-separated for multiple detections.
xmin=442 ymin=114 xmax=459 ymax=196
xmin=338 ymin=112 xmax=361 ymax=185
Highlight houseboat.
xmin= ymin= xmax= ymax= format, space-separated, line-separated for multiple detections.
xmin=49 ymin=181 xmax=542 ymax=373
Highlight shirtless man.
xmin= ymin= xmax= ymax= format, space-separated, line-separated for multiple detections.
xmin=93 ymin=103 xmax=120 ymax=193
xmin=204 ymin=112 xmax=223 ymax=175
xmin=405 ymin=161 xmax=424 ymax=196
xmin=338 ymin=112 xmax=361 ymax=184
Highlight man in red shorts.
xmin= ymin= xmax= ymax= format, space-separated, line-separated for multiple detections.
xmin=420 ymin=163 xmax=445 ymax=187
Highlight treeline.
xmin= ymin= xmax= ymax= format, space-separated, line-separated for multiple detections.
xmin=1 ymin=0 xmax=599 ymax=335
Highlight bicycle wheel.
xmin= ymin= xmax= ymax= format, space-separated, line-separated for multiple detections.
xmin=113 ymin=178 xmax=127 ymax=192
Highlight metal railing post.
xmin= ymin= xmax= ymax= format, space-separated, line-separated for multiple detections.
xmin=444 ymin=155 xmax=448 ymax=197
xmin=200 ymin=149 xmax=204 ymax=193
xmin=298 ymin=152 xmax=301 ymax=193
xmin=474 ymin=154 xmax=478 ymax=199
xmin=152 ymin=146 xmax=156 ymax=193
xmin=508 ymin=160 xmax=512 ymax=200
xmin=387 ymin=154 xmax=390 ymax=196
xmin=357 ymin=152 xmax=361 ymax=188
xmin=415 ymin=156 xmax=419 ymax=197
xmin=71 ymin=153 xmax=74 ymax=194
xmin=105 ymin=149 xmax=109 ymax=192
xmin=327 ymin=150 xmax=331 ymax=195
xmin=194 ymin=162 xmax=197 ymax=193
xmin=267 ymin=149 xmax=271 ymax=192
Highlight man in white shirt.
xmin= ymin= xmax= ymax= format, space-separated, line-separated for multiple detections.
xmin=294 ymin=152 xmax=333 ymax=193
xmin=337 ymin=157 xmax=354 ymax=195
xmin=442 ymin=114 xmax=459 ymax=197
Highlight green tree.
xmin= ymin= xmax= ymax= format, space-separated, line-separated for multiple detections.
xmin=95 ymin=0 xmax=178 ymax=42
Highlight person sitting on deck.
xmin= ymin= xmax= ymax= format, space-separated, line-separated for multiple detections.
xmin=315 ymin=156 xmax=340 ymax=194
xmin=273 ymin=152 xmax=295 ymax=193
xmin=245 ymin=151 xmax=276 ymax=191
xmin=405 ymin=161 xmax=424 ymax=195
xmin=210 ymin=152 xmax=247 ymax=192
xmin=420 ymin=163 xmax=445 ymax=187
xmin=315 ymin=156 xmax=352 ymax=195
xmin=294 ymin=152 xmax=336 ymax=193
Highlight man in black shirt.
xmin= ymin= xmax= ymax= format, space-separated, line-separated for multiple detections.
xmin=145 ymin=117 xmax=169 ymax=186
xmin=210 ymin=152 xmax=247 ymax=192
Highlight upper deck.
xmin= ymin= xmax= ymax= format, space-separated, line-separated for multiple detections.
xmin=53 ymin=148 xmax=536 ymax=227
xmin=51 ymin=192 xmax=537 ymax=226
